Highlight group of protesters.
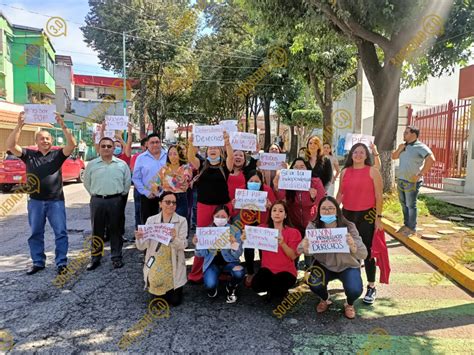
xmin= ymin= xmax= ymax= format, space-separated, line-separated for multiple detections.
xmin=7 ymin=111 xmax=435 ymax=320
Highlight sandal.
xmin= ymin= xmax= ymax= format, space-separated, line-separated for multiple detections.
xmin=316 ymin=299 xmax=332 ymax=313
xmin=344 ymin=303 xmax=356 ymax=319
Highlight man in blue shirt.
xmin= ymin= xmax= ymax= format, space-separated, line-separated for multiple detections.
xmin=132 ymin=133 xmax=167 ymax=224
xmin=392 ymin=126 xmax=435 ymax=235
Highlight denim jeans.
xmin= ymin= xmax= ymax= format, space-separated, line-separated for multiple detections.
xmin=203 ymin=262 xmax=245 ymax=289
xmin=27 ymin=198 xmax=68 ymax=267
xmin=175 ymin=192 xmax=188 ymax=219
xmin=309 ymin=263 xmax=363 ymax=305
xmin=397 ymin=179 xmax=422 ymax=230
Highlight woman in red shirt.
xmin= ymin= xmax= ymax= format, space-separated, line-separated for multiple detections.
xmin=336 ymin=143 xmax=383 ymax=305
xmin=244 ymin=200 xmax=302 ymax=299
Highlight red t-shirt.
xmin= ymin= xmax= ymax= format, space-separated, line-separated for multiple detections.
xmin=261 ymin=226 xmax=302 ymax=277
xmin=130 ymin=152 xmax=142 ymax=172
xmin=117 ymin=153 xmax=131 ymax=166
xmin=227 ymin=172 xmax=246 ymax=200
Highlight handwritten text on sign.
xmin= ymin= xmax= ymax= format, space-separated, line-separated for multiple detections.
xmin=230 ymin=132 xmax=257 ymax=151
xmin=219 ymin=120 xmax=238 ymax=133
xmin=137 ymin=223 xmax=174 ymax=246
xmin=278 ymin=169 xmax=311 ymax=191
xmin=305 ymin=228 xmax=349 ymax=254
xmin=244 ymin=226 xmax=279 ymax=252
xmin=24 ymin=104 xmax=56 ymax=124
xmin=196 ymin=227 xmax=231 ymax=250
xmin=105 ymin=115 xmax=129 ymax=130
xmin=259 ymin=153 xmax=286 ymax=171
xmin=235 ymin=188 xmax=268 ymax=211
xmin=193 ymin=125 xmax=225 ymax=147
xmin=94 ymin=124 xmax=115 ymax=144
xmin=344 ymin=133 xmax=374 ymax=151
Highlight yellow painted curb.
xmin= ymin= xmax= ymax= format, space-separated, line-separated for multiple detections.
xmin=383 ymin=219 xmax=474 ymax=294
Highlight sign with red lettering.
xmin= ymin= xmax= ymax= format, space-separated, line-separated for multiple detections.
xmin=244 ymin=225 xmax=279 ymax=252
xmin=137 ymin=223 xmax=174 ymax=245
xmin=259 ymin=153 xmax=286 ymax=170
xmin=24 ymin=104 xmax=56 ymax=124
xmin=235 ymin=189 xmax=267 ymax=211
xmin=305 ymin=228 xmax=349 ymax=254
xmin=344 ymin=133 xmax=374 ymax=150
xmin=193 ymin=125 xmax=225 ymax=147
xmin=278 ymin=169 xmax=311 ymax=191
xmin=229 ymin=132 xmax=257 ymax=151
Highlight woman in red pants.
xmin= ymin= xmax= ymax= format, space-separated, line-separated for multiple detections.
xmin=187 ymin=132 xmax=234 ymax=282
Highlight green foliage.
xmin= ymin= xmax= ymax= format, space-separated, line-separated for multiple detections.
xmin=291 ymin=109 xmax=323 ymax=128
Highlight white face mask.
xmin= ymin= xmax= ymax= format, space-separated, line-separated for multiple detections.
xmin=213 ymin=217 xmax=228 ymax=226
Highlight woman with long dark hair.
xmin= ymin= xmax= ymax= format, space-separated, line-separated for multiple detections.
xmin=244 ymin=200 xmax=302 ymax=299
xmin=305 ymin=136 xmax=333 ymax=190
xmin=299 ymin=196 xmax=367 ymax=319
xmin=260 ymin=143 xmax=286 ymax=190
xmin=336 ymin=143 xmax=383 ymax=305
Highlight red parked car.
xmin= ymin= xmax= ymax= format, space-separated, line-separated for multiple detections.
xmin=0 ymin=146 xmax=85 ymax=193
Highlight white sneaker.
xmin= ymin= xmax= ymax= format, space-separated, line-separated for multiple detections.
xmin=226 ymin=285 xmax=238 ymax=303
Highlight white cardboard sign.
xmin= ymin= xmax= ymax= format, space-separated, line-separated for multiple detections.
xmin=219 ymin=120 xmax=238 ymax=133
xmin=344 ymin=133 xmax=374 ymax=151
xmin=94 ymin=125 xmax=115 ymax=144
xmin=278 ymin=169 xmax=311 ymax=191
xmin=244 ymin=226 xmax=279 ymax=252
xmin=105 ymin=115 xmax=129 ymax=130
xmin=24 ymin=104 xmax=56 ymax=124
xmin=137 ymin=223 xmax=174 ymax=246
xmin=229 ymin=132 xmax=257 ymax=151
xmin=193 ymin=125 xmax=225 ymax=147
xmin=196 ymin=227 xmax=231 ymax=250
xmin=305 ymin=228 xmax=349 ymax=254
xmin=235 ymin=188 xmax=268 ymax=211
xmin=259 ymin=153 xmax=286 ymax=171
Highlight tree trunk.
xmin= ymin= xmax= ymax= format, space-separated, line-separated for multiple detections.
xmin=245 ymin=96 xmax=250 ymax=132
xmin=262 ymin=95 xmax=271 ymax=150
xmin=289 ymin=125 xmax=298 ymax=161
xmin=138 ymin=75 xmax=147 ymax=138
xmin=322 ymin=104 xmax=333 ymax=144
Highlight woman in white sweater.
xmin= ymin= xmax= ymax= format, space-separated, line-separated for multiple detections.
xmin=135 ymin=191 xmax=188 ymax=306
xmin=298 ymin=196 xmax=367 ymax=319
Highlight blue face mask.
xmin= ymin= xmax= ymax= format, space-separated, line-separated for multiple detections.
xmin=320 ymin=214 xmax=337 ymax=224
xmin=247 ymin=181 xmax=261 ymax=191
xmin=207 ymin=156 xmax=221 ymax=164
xmin=113 ymin=147 xmax=122 ymax=155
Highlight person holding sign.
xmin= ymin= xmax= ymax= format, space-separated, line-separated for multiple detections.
xmin=187 ymin=132 xmax=234 ymax=282
xmin=245 ymin=201 xmax=302 ymax=300
xmin=298 ymin=197 xmax=367 ymax=319
xmin=336 ymin=143 xmax=383 ymax=305
xmin=135 ymin=192 xmax=188 ymax=306
xmin=227 ymin=150 xmax=258 ymax=204
xmin=260 ymin=144 xmax=287 ymax=190
xmin=305 ymin=136 xmax=333 ymax=190
xmin=6 ymin=112 xmax=76 ymax=275
xmin=192 ymin=205 xmax=244 ymax=303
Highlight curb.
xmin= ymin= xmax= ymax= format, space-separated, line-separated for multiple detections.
xmin=383 ymin=219 xmax=474 ymax=294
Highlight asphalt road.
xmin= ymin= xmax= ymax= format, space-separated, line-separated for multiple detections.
xmin=0 ymin=183 xmax=473 ymax=354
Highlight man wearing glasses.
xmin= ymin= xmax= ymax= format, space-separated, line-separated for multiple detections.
xmin=132 ymin=133 xmax=167 ymax=224
xmin=84 ymin=137 xmax=131 ymax=270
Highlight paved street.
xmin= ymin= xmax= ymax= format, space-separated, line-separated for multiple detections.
xmin=0 ymin=183 xmax=473 ymax=354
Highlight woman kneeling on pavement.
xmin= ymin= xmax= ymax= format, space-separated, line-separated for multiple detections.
xmin=193 ymin=205 xmax=244 ymax=303
xmin=135 ymin=192 xmax=188 ymax=306
xmin=245 ymin=200 xmax=302 ymax=300
xmin=298 ymin=196 xmax=367 ymax=319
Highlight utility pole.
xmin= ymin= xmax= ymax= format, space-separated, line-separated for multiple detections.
xmin=122 ymin=31 xmax=127 ymax=116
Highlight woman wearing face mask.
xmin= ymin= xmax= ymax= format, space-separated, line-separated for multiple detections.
xmin=298 ymin=196 xmax=367 ymax=319
xmin=305 ymin=136 xmax=333 ymax=191
xmin=227 ymin=150 xmax=259 ymax=202
xmin=230 ymin=170 xmax=276 ymax=286
xmin=322 ymin=143 xmax=340 ymax=197
xmin=242 ymin=200 xmax=301 ymax=300
xmin=192 ymin=205 xmax=244 ymax=303
xmin=273 ymin=158 xmax=325 ymax=244
xmin=261 ymin=144 xmax=287 ymax=190
xmin=187 ymin=132 xmax=234 ymax=283
xmin=157 ymin=145 xmax=193 ymax=218
xmin=135 ymin=192 xmax=188 ymax=306
xmin=336 ymin=143 xmax=383 ymax=305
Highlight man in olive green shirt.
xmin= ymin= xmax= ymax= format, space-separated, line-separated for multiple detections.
xmin=84 ymin=137 xmax=131 ymax=270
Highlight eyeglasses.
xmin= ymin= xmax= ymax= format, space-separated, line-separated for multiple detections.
xmin=162 ymin=200 xmax=177 ymax=206
xmin=320 ymin=207 xmax=337 ymax=213
xmin=100 ymin=145 xmax=113 ymax=148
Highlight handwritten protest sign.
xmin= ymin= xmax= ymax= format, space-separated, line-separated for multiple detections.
xmin=278 ymin=169 xmax=311 ymax=191
xmin=105 ymin=115 xmax=129 ymax=130
xmin=196 ymin=227 xmax=231 ymax=250
xmin=137 ymin=223 xmax=174 ymax=246
xmin=219 ymin=120 xmax=238 ymax=133
xmin=193 ymin=125 xmax=225 ymax=147
xmin=235 ymin=188 xmax=268 ymax=211
xmin=230 ymin=132 xmax=257 ymax=151
xmin=24 ymin=104 xmax=56 ymax=124
xmin=259 ymin=153 xmax=286 ymax=170
xmin=94 ymin=124 xmax=115 ymax=144
xmin=305 ymin=228 xmax=349 ymax=254
xmin=244 ymin=226 xmax=279 ymax=252
xmin=344 ymin=133 xmax=375 ymax=151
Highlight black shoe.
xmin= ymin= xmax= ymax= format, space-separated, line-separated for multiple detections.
xmin=57 ymin=265 xmax=68 ymax=275
xmin=26 ymin=265 xmax=45 ymax=275
xmin=112 ymin=260 xmax=124 ymax=269
xmin=226 ymin=285 xmax=238 ymax=304
xmin=207 ymin=288 xmax=218 ymax=298
xmin=363 ymin=286 xmax=377 ymax=304
xmin=86 ymin=260 xmax=101 ymax=271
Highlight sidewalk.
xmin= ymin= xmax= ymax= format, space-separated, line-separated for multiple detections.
xmin=420 ymin=186 xmax=474 ymax=210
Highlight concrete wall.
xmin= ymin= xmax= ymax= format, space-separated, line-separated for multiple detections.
xmin=55 ymin=63 xmax=73 ymax=114
xmin=463 ymin=101 xmax=474 ymax=194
